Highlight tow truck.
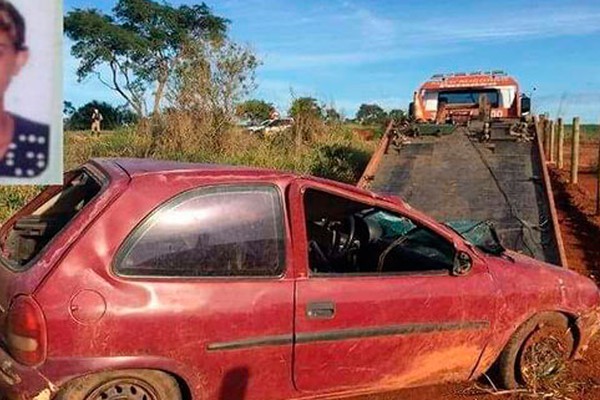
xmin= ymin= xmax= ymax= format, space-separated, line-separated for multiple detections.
xmin=360 ymin=71 xmax=565 ymax=266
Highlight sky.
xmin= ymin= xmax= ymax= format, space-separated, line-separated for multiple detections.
xmin=63 ymin=0 xmax=600 ymax=122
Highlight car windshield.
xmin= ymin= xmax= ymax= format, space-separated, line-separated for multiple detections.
xmin=444 ymin=220 xmax=505 ymax=256
xmin=438 ymin=89 xmax=500 ymax=107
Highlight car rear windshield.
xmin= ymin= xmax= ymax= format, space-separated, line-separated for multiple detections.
xmin=1 ymin=170 xmax=102 ymax=270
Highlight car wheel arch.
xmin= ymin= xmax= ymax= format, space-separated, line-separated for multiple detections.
xmin=472 ymin=309 xmax=580 ymax=381
xmin=486 ymin=310 xmax=579 ymax=387
xmin=55 ymin=368 xmax=194 ymax=400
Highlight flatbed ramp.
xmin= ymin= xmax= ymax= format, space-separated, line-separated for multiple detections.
xmin=366 ymin=124 xmax=562 ymax=265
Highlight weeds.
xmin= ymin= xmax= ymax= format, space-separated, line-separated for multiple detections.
xmin=0 ymin=123 xmax=376 ymax=223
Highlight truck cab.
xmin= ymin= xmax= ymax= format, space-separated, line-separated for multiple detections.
xmin=409 ymin=71 xmax=530 ymax=124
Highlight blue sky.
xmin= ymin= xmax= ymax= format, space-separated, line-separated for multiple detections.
xmin=64 ymin=0 xmax=600 ymax=122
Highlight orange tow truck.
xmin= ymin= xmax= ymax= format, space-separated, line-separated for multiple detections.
xmin=409 ymin=71 xmax=531 ymax=124
xmin=361 ymin=71 xmax=565 ymax=267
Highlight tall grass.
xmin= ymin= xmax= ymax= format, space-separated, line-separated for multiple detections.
xmin=0 ymin=123 xmax=376 ymax=222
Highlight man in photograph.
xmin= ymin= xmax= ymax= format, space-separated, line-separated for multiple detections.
xmin=0 ymin=1 xmax=49 ymax=178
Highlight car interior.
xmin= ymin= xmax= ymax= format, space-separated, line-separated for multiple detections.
xmin=304 ymin=189 xmax=456 ymax=275
xmin=2 ymin=170 xmax=101 ymax=267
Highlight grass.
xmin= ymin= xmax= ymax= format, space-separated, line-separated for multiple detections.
xmin=562 ymin=124 xmax=599 ymax=142
xmin=0 ymin=123 xmax=377 ymax=223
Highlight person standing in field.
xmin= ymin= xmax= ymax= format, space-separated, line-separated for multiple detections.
xmin=0 ymin=1 xmax=50 ymax=178
xmin=91 ymin=108 xmax=103 ymax=135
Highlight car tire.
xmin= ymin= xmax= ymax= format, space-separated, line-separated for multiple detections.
xmin=495 ymin=312 xmax=574 ymax=389
xmin=55 ymin=369 xmax=182 ymax=400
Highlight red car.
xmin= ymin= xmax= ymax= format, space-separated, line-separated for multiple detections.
xmin=0 ymin=158 xmax=598 ymax=400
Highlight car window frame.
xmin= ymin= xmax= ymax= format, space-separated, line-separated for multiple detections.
xmin=0 ymin=165 xmax=108 ymax=272
xmin=302 ymin=187 xmax=456 ymax=279
xmin=113 ymin=183 xmax=288 ymax=280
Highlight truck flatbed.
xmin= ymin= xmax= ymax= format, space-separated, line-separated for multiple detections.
xmin=361 ymin=121 xmax=565 ymax=266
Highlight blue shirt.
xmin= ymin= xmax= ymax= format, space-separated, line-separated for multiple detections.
xmin=0 ymin=114 xmax=50 ymax=178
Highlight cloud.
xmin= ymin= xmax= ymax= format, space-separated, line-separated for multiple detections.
xmin=534 ymin=92 xmax=600 ymax=122
xmin=260 ymin=45 xmax=462 ymax=71
xmin=406 ymin=7 xmax=600 ymax=44
xmin=340 ymin=1 xmax=396 ymax=45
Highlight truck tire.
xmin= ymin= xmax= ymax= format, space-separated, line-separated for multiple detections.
xmin=495 ymin=312 xmax=574 ymax=389
xmin=55 ymin=369 xmax=182 ymax=400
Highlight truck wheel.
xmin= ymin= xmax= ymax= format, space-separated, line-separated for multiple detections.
xmin=55 ymin=369 xmax=182 ymax=400
xmin=496 ymin=313 xmax=574 ymax=389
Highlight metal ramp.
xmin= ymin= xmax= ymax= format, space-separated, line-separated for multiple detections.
xmin=370 ymin=126 xmax=561 ymax=265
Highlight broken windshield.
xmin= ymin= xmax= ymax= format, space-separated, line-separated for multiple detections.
xmin=445 ymin=220 xmax=505 ymax=256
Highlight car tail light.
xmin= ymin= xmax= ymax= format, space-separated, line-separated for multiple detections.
xmin=5 ymin=295 xmax=47 ymax=366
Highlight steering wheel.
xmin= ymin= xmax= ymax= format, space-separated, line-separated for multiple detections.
xmin=328 ymin=215 xmax=356 ymax=258
xmin=377 ymin=226 xmax=419 ymax=272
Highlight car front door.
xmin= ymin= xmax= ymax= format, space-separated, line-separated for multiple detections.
xmin=290 ymin=181 xmax=500 ymax=394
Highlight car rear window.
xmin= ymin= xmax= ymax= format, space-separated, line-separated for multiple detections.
xmin=1 ymin=170 xmax=102 ymax=269
xmin=115 ymin=185 xmax=285 ymax=277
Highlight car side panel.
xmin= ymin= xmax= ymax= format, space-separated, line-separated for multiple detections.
xmin=470 ymin=253 xmax=566 ymax=376
xmin=34 ymin=175 xmax=298 ymax=400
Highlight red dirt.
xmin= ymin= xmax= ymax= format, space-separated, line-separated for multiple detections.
xmin=347 ymin=157 xmax=600 ymax=399
xmin=562 ymin=142 xmax=599 ymax=172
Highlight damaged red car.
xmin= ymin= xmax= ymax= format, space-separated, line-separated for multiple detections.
xmin=0 ymin=158 xmax=598 ymax=400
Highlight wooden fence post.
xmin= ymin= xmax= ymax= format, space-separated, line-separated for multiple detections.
xmin=570 ymin=117 xmax=580 ymax=184
xmin=549 ymin=120 xmax=556 ymax=163
xmin=543 ymin=118 xmax=551 ymax=158
xmin=597 ymin=134 xmax=600 ymax=216
xmin=557 ymin=118 xmax=564 ymax=169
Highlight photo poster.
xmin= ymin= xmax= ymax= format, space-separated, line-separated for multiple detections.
xmin=0 ymin=0 xmax=63 ymax=184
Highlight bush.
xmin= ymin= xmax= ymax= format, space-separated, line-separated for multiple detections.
xmin=310 ymin=143 xmax=371 ymax=184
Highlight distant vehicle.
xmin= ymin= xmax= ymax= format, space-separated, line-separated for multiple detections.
xmin=409 ymin=71 xmax=531 ymax=124
xmin=247 ymin=118 xmax=293 ymax=136
xmin=0 ymin=158 xmax=598 ymax=400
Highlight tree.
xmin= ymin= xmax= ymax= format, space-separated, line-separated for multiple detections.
xmin=64 ymin=0 xmax=228 ymax=119
xmin=236 ymin=99 xmax=273 ymax=122
xmin=356 ymin=103 xmax=386 ymax=125
xmin=324 ymin=107 xmax=342 ymax=123
xmin=289 ymin=97 xmax=324 ymax=145
xmin=388 ymin=109 xmax=406 ymax=122
xmin=289 ymin=97 xmax=323 ymax=120
xmin=63 ymin=101 xmax=76 ymax=118
xmin=65 ymin=101 xmax=138 ymax=131
xmin=165 ymin=39 xmax=258 ymax=153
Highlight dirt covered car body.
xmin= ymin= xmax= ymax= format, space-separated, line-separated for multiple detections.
xmin=0 ymin=158 xmax=598 ymax=400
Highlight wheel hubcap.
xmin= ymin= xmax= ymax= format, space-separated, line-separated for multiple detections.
xmin=88 ymin=378 xmax=158 ymax=400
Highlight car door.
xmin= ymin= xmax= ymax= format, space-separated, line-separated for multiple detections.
xmin=289 ymin=180 xmax=500 ymax=394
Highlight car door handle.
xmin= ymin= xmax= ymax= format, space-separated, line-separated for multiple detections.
xmin=306 ymin=301 xmax=336 ymax=319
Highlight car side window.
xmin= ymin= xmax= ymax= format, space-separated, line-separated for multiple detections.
xmin=116 ymin=185 xmax=285 ymax=277
xmin=304 ymin=188 xmax=455 ymax=275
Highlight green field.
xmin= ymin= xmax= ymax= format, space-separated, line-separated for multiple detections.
xmin=562 ymin=124 xmax=599 ymax=141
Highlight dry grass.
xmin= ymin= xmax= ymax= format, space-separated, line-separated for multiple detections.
xmin=0 ymin=122 xmax=376 ymax=223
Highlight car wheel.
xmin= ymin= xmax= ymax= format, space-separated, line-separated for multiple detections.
xmin=496 ymin=312 xmax=574 ymax=389
xmin=55 ymin=369 xmax=182 ymax=400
